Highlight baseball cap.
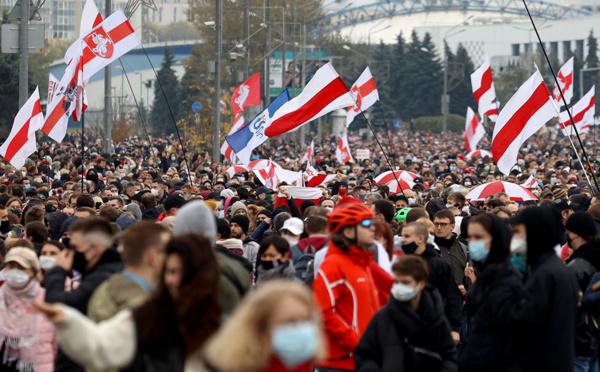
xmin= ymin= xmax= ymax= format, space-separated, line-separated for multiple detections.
xmin=280 ymin=217 xmax=304 ymax=236
xmin=5 ymin=247 xmax=40 ymax=272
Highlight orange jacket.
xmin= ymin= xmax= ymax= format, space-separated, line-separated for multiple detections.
xmin=313 ymin=243 xmax=382 ymax=371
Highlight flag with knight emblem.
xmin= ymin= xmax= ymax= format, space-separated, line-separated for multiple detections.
xmin=346 ymin=67 xmax=379 ymax=127
xmin=63 ymin=10 xmax=140 ymax=82
xmin=231 ymin=73 xmax=261 ymax=115
xmin=336 ymin=133 xmax=353 ymax=164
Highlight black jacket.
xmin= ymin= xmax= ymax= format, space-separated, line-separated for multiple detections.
xmin=459 ymin=259 xmax=524 ymax=372
xmin=355 ymin=286 xmax=457 ymax=372
xmin=44 ymin=248 xmax=124 ymax=372
xmin=419 ymin=245 xmax=463 ymax=332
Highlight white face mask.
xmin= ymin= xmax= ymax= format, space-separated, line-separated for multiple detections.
xmin=4 ymin=268 xmax=31 ymax=289
xmin=151 ymin=189 xmax=160 ymax=197
xmin=510 ymin=236 xmax=527 ymax=255
xmin=40 ymin=256 xmax=57 ymax=271
xmin=391 ymin=283 xmax=420 ymax=302
xmin=427 ymin=234 xmax=435 ymax=245
xmin=282 ymin=235 xmax=299 ymax=247
xmin=407 ymin=197 xmax=417 ymax=205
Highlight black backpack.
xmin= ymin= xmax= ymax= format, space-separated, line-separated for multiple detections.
xmin=290 ymin=244 xmax=317 ymax=282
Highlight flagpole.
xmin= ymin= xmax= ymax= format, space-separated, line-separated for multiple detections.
xmin=81 ymin=112 xmax=85 ymax=191
xmin=522 ymin=0 xmax=599 ymax=188
xmin=550 ymin=99 xmax=591 ymax=185
xmin=140 ymin=44 xmax=192 ymax=180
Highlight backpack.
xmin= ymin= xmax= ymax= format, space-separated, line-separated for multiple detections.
xmin=290 ymin=244 xmax=317 ymax=282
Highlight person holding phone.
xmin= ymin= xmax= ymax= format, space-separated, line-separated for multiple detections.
xmin=0 ymin=247 xmax=58 ymax=371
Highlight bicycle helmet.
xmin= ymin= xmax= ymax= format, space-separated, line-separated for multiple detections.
xmin=328 ymin=202 xmax=374 ymax=234
xmin=395 ymin=207 xmax=412 ymax=222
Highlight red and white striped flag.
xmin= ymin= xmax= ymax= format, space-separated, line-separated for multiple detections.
xmin=346 ymin=66 xmax=379 ymax=127
xmin=64 ymin=10 xmax=140 ymax=82
xmin=264 ymin=160 xmax=277 ymax=189
xmin=307 ymin=173 xmax=336 ymax=187
xmin=221 ymin=114 xmax=246 ymax=163
xmin=521 ymin=174 xmax=537 ymax=188
xmin=559 ymin=85 xmax=595 ymax=136
xmin=47 ymin=73 xmax=59 ymax=104
xmin=336 ymin=133 xmax=353 ymax=164
xmin=0 ymin=87 xmax=44 ymax=169
xmin=552 ymin=56 xmax=574 ymax=107
xmin=465 ymin=107 xmax=485 ymax=152
xmin=274 ymin=186 xmax=323 ymax=210
xmin=42 ymin=47 xmax=85 ymax=142
xmin=492 ymin=69 xmax=557 ymax=175
xmin=471 ymin=54 xmax=499 ymax=122
xmin=264 ymin=63 xmax=353 ymax=137
xmin=302 ymin=140 xmax=314 ymax=164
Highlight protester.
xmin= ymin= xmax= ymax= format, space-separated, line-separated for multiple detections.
xmin=255 ymin=235 xmax=295 ymax=285
xmin=34 ymin=233 xmax=222 ymax=371
xmin=204 ymin=280 xmax=325 ymax=372
xmin=355 ymin=255 xmax=457 ymax=372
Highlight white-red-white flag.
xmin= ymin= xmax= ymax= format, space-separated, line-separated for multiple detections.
xmin=307 ymin=173 xmax=336 ymax=187
xmin=493 ymin=69 xmax=557 ymax=175
xmin=559 ymin=85 xmax=595 ymax=136
xmin=274 ymin=186 xmax=323 ymax=210
xmin=42 ymin=47 xmax=85 ymax=143
xmin=552 ymin=56 xmax=574 ymax=107
xmin=471 ymin=54 xmax=499 ymax=122
xmin=80 ymin=0 xmax=103 ymax=37
xmin=264 ymin=160 xmax=277 ymax=189
xmin=346 ymin=67 xmax=379 ymax=127
xmin=221 ymin=114 xmax=246 ymax=163
xmin=521 ymin=174 xmax=538 ymax=188
xmin=265 ymin=63 xmax=353 ymax=137
xmin=64 ymin=10 xmax=140 ymax=82
xmin=304 ymin=165 xmax=318 ymax=178
xmin=0 ymin=87 xmax=44 ymax=169
xmin=302 ymin=140 xmax=314 ymax=164
xmin=336 ymin=133 xmax=353 ymax=164
xmin=48 ymin=73 xmax=59 ymax=104
xmin=231 ymin=73 xmax=261 ymax=115
xmin=465 ymin=107 xmax=485 ymax=152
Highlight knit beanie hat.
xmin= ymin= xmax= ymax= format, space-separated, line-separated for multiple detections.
xmin=566 ymin=211 xmax=597 ymax=238
xmin=231 ymin=201 xmax=248 ymax=216
xmin=230 ymin=214 xmax=250 ymax=234
xmin=257 ymin=209 xmax=272 ymax=218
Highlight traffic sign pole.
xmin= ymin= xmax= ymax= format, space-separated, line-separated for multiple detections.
xmin=18 ymin=0 xmax=28 ymax=107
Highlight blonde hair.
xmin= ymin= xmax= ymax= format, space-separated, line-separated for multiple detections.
xmin=203 ymin=280 xmax=326 ymax=372
xmin=416 ymin=217 xmax=435 ymax=234
xmin=247 ymin=205 xmax=263 ymax=232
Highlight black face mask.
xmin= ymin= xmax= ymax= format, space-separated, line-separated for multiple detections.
xmin=401 ymin=241 xmax=419 ymax=254
xmin=45 ymin=204 xmax=57 ymax=214
xmin=61 ymin=237 xmax=70 ymax=249
xmin=72 ymin=251 xmax=88 ymax=273
xmin=259 ymin=259 xmax=283 ymax=271
xmin=0 ymin=220 xmax=10 ymax=234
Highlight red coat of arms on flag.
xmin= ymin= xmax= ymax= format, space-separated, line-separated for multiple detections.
xmin=84 ymin=28 xmax=114 ymax=58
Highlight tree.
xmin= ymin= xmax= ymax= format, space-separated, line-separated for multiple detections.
xmin=387 ymin=33 xmax=407 ymax=122
xmin=447 ymin=43 xmax=477 ymax=116
xmin=585 ymin=30 xmax=600 ymax=112
xmin=150 ymin=47 xmax=181 ymax=135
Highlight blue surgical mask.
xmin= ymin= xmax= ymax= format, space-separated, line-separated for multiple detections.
xmin=551 ymin=177 xmax=557 ymax=184
xmin=469 ymin=240 xmax=490 ymax=262
xmin=449 ymin=165 xmax=456 ymax=172
xmin=24 ymin=184 xmax=30 ymax=190
xmin=325 ymin=207 xmax=333 ymax=212
xmin=271 ymin=322 xmax=318 ymax=368
xmin=407 ymin=197 xmax=417 ymax=205
xmin=511 ymin=253 xmax=527 ymax=273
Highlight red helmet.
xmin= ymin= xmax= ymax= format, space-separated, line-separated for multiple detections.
xmin=328 ymin=202 xmax=374 ymax=234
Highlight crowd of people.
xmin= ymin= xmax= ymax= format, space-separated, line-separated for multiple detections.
xmin=0 ymin=126 xmax=599 ymax=372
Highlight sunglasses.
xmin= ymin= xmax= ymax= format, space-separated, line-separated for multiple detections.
xmin=359 ymin=219 xmax=374 ymax=228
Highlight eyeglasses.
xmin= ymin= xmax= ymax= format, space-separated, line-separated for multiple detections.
xmin=359 ymin=219 xmax=374 ymax=228
xmin=434 ymin=222 xmax=450 ymax=227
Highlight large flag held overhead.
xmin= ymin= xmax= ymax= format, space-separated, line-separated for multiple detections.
xmin=226 ymin=90 xmax=291 ymax=165
xmin=552 ymin=56 xmax=574 ymax=106
xmin=231 ymin=73 xmax=261 ymax=115
xmin=0 ymin=87 xmax=44 ymax=169
xmin=465 ymin=107 xmax=485 ymax=152
xmin=302 ymin=140 xmax=314 ymax=164
xmin=264 ymin=63 xmax=354 ymax=137
xmin=336 ymin=133 xmax=353 ymax=164
xmin=346 ymin=67 xmax=379 ymax=127
xmin=221 ymin=114 xmax=246 ymax=163
xmin=493 ymin=69 xmax=557 ymax=175
xmin=471 ymin=54 xmax=499 ymax=122
xmin=64 ymin=10 xmax=140 ymax=82
xmin=42 ymin=48 xmax=85 ymax=143
xmin=559 ymin=85 xmax=595 ymax=136
xmin=80 ymin=0 xmax=103 ymax=37
xmin=274 ymin=186 xmax=323 ymax=211
xmin=47 ymin=73 xmax=59 ymax=104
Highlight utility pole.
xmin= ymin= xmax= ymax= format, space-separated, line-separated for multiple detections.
xmin=442 ymin=42 xmax=449 ymax=133
xmin=300 ymin=21 xmax=306 ymax=145
xmin=213 ymin=0 xmax=222 ymax=162
xmin=265 ymin=0 xmax=271 ymax=106
xmin=103 ymin=0 xmax=112 ymax=152
xmin=18 ymin=0 xmax=29 ymax=107
xmin=243 ymin=0 xmax=249 ymax=82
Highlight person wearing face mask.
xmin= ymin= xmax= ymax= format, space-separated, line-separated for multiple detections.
xmin=255 ymin=235 xmax=296 ymax=285
xmin=355 ymin=255 xmax=457 ymax=372
xmin=34 ymin=234 xmax=222 ymax=372
xmin=458 ymin=213 xmax=523 ymax=371
xmin=38 ymin=241 xmax=68 ymax=285
xmin=279 ymin=217 xmax=304 ymax=247
xmin=492 ymin=207 xmax=579 ymax=372
xmin=44 ymin=218 xmax=123 ymax=372
xmin=204 ymin=280 xmax=326 ymax=372
xmin=400 ymin=222 xmax=463 ymax=344
xmin=0 ymin=247 xmax=58 ymax=372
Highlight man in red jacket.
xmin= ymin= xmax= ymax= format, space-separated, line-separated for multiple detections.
xmin=313 ymin=200 xmax=383 ymax=372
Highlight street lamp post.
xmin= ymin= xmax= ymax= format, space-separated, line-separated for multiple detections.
xmin=213 ymin=0 xmax=223 ymax=163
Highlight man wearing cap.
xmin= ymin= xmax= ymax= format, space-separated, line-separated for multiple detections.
xmin=230 ymin=214 xmax=259 ymax=268
xmin=279 ymin=217 xmax=304 ymax=247
xmin=157 ymin=194 xmax=186 ymax=222
xmin=565 ymin=212 xmax=600 ymax=371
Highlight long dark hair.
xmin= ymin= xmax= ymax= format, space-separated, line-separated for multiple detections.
xmin=133 ymin=233 xmax=222 ymax=357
